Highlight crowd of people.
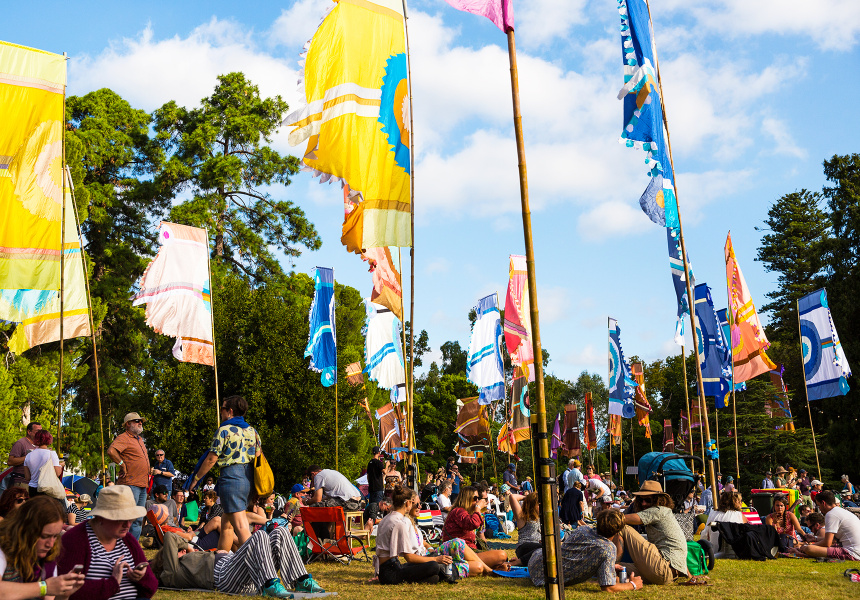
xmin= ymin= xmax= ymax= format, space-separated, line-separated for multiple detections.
xmin=2 ymin=400 xmax=859 ymax=597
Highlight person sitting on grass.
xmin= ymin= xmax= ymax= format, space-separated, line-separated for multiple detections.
xmin=151 ymin=528 xmax=324 ymax=597
xmin=283 ymin=484 xmax=308 ymax=535
xmin=529 ymin=508 xmax=643 ymax=592
xmin=436 ymin=481 xmax=453 ymax=513
xmin=0 ymin=487 xmax=28 ymax=521
xmin=766 ymin=494 xmax=803 ymax=548
xmin=440 ymin=486 xmax=510 ymax=574
xmin=147 ymin=484 xmax=193 ymax=542
xmin=374 ymin=485 xmax=455 ymax=585
xmin=791 ymin=490 xmax=860 ymax=561
xmin=620 ymin=480 xmax=689 ymax=584
xmin=67 ymin=494 xmax=92 ymax=526
xmin=194 ymin=490 xmax=229 ymax=550
xmin=700 ymin=490 xmax=747 ymax=557
xmin=804 ymin=512 xmax=825 ymax=543
xmin=363 ymin=496 xmax=392 ymax=532
xmin=508 ymin=492 xmax=541 ymax=567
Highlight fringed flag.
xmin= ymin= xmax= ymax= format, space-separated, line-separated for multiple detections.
xmin=376 ymin=402 xmax=406 ymax=456
xmin=362 ymin=246 xmax=402 ymax=321
xmin=283 ymin=1 xmax=411 ymax=251
xmin=679 ymin=410 xmax=689 ymax=444
xmin=725 ymin=232 xmax=777 ymax=382
xmin=631 ymin=362 xmax=652 ymax=438
xmin=616 ymin=0 xmax=678 ymax=229
xmin=346 ymin=362 xmax=364 ymax=386
xmin=467 ymin=294 xmax=505 ymax=405
xmin=768 ymin=366 xmax=795 ymax=431
xmin=694 ymin=283 xmax=732 ymax=408
xmin=550 ymin=414 xmax=562 ymax=459
xmin=133 ymin=222 xmax=213 ymax=366
xmin=563 ymin=403 xmax=581 ymax=458
xmin=668 ymin=228 xmax=694 ymax=345
xmin=455 ymin=396 xmax=491 ymax=453
xmin=0 ymin=42 xmax=66 ymax=320
xmin=390 ymin=382 xmax=407 ymax=404
xmin=689 ymin=399 xmax=704 ymax=431
xmin=717 ymin=308 xmax=746 ymax=393
xmin=799 ymin=288 xmax=851 ymax=401
xmin=608 ymin=414 xmax=622 ymax=445
xmin=442 ymin=0 xmax=514 ymax=32
xmin=504 ymin=255 xmax=535 ymax=382
xmin=662 ymin=419 xmax=674 ymax=452
xmin=305 ymin=267 xmax=337 ymax=387
xmin=584 ymin=391 xmax=597 ymax=450
xmin=9 ymin=169 xmax=90 ymax=353
xmin=608 ymin=318 xmax=637 ymax=418
xmin=498 ymin=364 xmax=530 ymax=453
xmin=359 ymin=397 xmax=376 ymax=436
xmin=363 ymin=301 xmax=406 ymax=396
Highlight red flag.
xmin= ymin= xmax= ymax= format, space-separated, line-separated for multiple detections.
xmin=662 ymin=419 xmax=674 ymax=452
xmin=584 ymin=392 xmax=597 ymax=450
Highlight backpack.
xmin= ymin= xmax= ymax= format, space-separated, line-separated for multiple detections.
xmin=687 ymin=541 xmax=709 ymax=576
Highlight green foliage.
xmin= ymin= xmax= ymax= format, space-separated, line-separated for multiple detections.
xmin=153 ymin=72 xmax=320 ymax=281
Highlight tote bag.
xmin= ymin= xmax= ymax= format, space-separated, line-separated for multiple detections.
xmin=254 ymin=452 xmax=275 ymax=497
xmin=37 ymin=456 xmax=67 ymax=504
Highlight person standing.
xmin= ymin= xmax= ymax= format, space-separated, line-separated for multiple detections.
xmin=367 ymin=447 xmax=386 ymax=505
xmin=151 ymin=449 xmax=176 ymax=493
xmin=761 ymin=471 xmax=775 ymax=489
xmin=190 ymin=395 xmax=261 ymax=550
xmin=6 ymin=421 xmax=42 ymax=485
xmin=448 ymin=465 xmax=462 ymax=502
xmin=503 ymin=463 xmax=520 ymax=492
xmin=564 ymin=459 xmax=586 ymax=495
xmin=22 ymin=430 xmax=63 ymax=499
xmin=774 ymin=466 xmax=789 ymax=488
xmin=107 ymin=412 xmax=150 ymax=539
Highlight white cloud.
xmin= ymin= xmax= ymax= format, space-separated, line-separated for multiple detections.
xmin=672 ymin=169 xmax=754 ymax=224
xmin=537 ymin=286 xmax=571 ymax=325
xmin=761 ymin=117 xmax=808 ymax=159
xmin=667 ymin=0 xmax=860 ymax=51
xmin=577 ymin=201 xmax=651 ymax=241
xmin=268 ymin=0 xmax=332 ymax=48
xmin=517 ymin=0 xmax=589 ymax=48
xmin=425 ymin=258 xmax=450 ymax=275
xmin=562 ymin=344 xmax=603 ymax=371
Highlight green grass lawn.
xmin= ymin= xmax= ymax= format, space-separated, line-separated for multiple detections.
xmin=148 ymin=541 xmax=859 ymax=600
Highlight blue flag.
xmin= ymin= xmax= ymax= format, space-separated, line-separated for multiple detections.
xmin=799 ymin=288 xmax=851 ymax=401
xmin=668 ymin=227 xmax=694 ymax=345
xmin=608 ymin=318 xmax=637 ymax=418
xmin=467 ymin=294 xmax=505 ymax=405
xmin=305 ymin=267 xmax=337 ymax=386
xmin=694 ymin=284 xmax=732 ymax=408
xmin=716 ymin=308 xmax=746 ymax=394
xmin=617 ymin=0 xmax=678 ymax=229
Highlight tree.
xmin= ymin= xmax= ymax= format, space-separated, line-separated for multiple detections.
xmin=440 ymin=341 xmax=468 ymax=376
xmin=153 ymin=72 xmax=320 ymax=281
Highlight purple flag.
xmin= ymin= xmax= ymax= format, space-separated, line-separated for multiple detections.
xmin=550 ymin=414 xmax=562 ymax=459
xmin=443 ymin=0 xmax=515 ymax=33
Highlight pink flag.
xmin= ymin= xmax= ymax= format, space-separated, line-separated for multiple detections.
xmin=443 ymin=0 xmax=514 ymax=33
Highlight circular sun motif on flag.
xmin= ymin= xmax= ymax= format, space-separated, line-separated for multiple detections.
xmin=799 ymin=319 xmax=820 ymax=380
xmin=378 ymin=53 xmax=410 ymax=174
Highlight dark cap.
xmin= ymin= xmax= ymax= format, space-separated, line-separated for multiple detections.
xmin=371 ymin=446 xmax=382 ymax=455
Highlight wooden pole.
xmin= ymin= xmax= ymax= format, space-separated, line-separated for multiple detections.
xmin=58 ymin=55 xmax=67 ymax=449
xmin=715 ymin=410 xmax=722 ymax=476
xmin=506 ymin=26 xmax=564 ymax=600
xmin=681 ymin=344 xmax=694 ymax=454
xmin=68 ymin=169 xmax=107 ymax=481
xmin=645 ymin=0 xmax=718 ymax=498
xmin=630 ymin=417 xmax=636 ymax=475
xmin=797 ymin=300 xmax=822 ymax=480
xmin=724 ymin=232 xmax=741 ymax=487
xmin=205 ymin=230 xmax=220 ymax=428
xmin=335 ymin=379 xmax=339 ymax=471
xmin=620 ymin=418 xmax=624 ymax=491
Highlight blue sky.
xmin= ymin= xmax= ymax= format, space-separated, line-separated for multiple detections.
xmin=4 ymin=0 xmax=858 ymax=382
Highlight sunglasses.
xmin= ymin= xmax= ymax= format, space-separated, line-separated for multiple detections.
xmin=639 ymin=496 xmax=656 ymax=504
xmin=129 ymin=419 xmax=143 ymax=424
xmin=155 ymin=454 xmax=164 ymax=457
xmin=15 ymin=498 xmax=25 ymax=504
xmin=472 ymin=496 xmax=479 ymax=501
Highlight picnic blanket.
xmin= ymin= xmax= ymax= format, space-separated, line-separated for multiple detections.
xmin=492 ymin=566 xmax=530 ymax=578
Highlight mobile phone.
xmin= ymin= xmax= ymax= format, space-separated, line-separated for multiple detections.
xmin=71 ymin=564 xmax=84 ymax=574
xmin=134 ymin=562 xmax=149 ymax=570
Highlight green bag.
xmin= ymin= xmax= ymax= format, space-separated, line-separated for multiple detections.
xmin=294 ymin=531 xmax=312 ymax=562
xmin=687 ymin=541 xmax=709 ymax=576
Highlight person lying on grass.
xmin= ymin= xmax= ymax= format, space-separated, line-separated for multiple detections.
xmin=790 ymin=490 xmax=860 ymax=561
xmin=620 ymin=480 xmax=689 ymax=584
xmin=440 ymin=486 xmax=509 ymax=574
xmin=528 ymin=508 xmax=643 ymax=592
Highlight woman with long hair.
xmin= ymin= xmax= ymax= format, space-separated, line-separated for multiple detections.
xmin=699 ymin=490 xmax=747 ymax=557
xmin=0 ymin=487 xmax=28 ymax=520
xmin=440 ymin=486 xmax=509 ymax=575
xmin=374 ymin=486 xmax=454 ymax=585
xmin=0 ymin=496 xmax=84 ymax=599
xmin=508 ymin=492 xmax=541 ymax=566
xmin=766 ymin=495 xmax=803 ymax=548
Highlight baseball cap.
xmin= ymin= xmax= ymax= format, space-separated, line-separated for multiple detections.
xmin=291 ymin=483 xmax=310 ymax=494
xmin=371 ymin=446 xmax=382 ymax=455
xmin=810 ymin=479 xmax=824 ymax=486
xmin=602 ymin=495 xmax=612 ymax=503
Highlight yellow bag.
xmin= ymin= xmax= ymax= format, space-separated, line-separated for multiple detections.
xmin=254 ymin=452 xmax=274 ymax=497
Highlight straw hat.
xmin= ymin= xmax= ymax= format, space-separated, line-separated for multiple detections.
xmin=633 ymin=480 xmax=671 ymax=498
xmin=89 ymin=486 xmax=146 ymax=521
xmin=123 ymin=412 xmax=146 ymax=425
xmin=775 ymin=466 xmax=788 ymax=475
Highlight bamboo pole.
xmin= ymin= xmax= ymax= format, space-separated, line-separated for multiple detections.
xmin=645 ymin=0 xmax=718 ymax=498
xmin=335 ymin=379 xmax=339 ymax=471
xmin=681 ymin=344 xmax=694 ymax=454
xmin=620 ymin=418 xmax=624 ymax=491
xmin=724 ymin=233 xmax=741 ymax=487
xmin=68 ymin=169 xmax=107 ymax=481
xmin=715 ymin=410 xmax=722 ymax=476
xmin=58 ymin=55 xmax=67 ymax=449
xmin=506 ymin=25 xmax=564 ymax=600
xmin=630 ymin=417 xmax=635 ymax=475
xmin=205 ymin=230 xmax=220 ymax=428
xmin=797 ymin=300 xmax=822 ymax=480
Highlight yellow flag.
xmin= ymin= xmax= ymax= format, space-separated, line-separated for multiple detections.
xmin=283 ymin=0 xmax=411 ymax=250
xmin=9 ymin=169 xmax=91 ymax=354
xmin=0 ymin=41 xmax=66 ymax=317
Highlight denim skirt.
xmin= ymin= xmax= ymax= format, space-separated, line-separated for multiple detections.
xmin=218 ymin=462 xmax=253 ymax=513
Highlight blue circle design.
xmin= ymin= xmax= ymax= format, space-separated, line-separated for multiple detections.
xmin=378 ymin=53 xmax=410 ymax=174
xmin=622 ymin=402 xmax=636 ymax=419
xmin=799 ymin=319 xmax=821 ymax=380
xmin=321 ymin=367 xmax=336 ymax=388
xmin=609 ymin=339 xmax=621 ymax=392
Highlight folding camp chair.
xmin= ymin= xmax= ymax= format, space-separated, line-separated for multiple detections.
xmin=146 ymin=510 xmax=208 ymax=551
xmin=300 ymin=506 xmax=369 ymax=564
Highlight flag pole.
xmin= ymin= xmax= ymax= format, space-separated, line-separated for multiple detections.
xmin=68 ymin=169 xmax=107 ymax=483
xmin=57 ymin=53 xmax=68 ymax=449
xmin=619 ymin=418 xmax=624 ymax=491
xmin=644 ymin=0 xmax=718 ymax=498
xmin=723 ymin=232 xmax=742 ymax=487
xmin=492 ymin=291 xmax=502 ymax=486
xmin=796 ymin=299 xmax=822 ymax=480
xmin=205 ymin=229 xmax=220 ymax=428
xmin=334 ymin=266 xmax=339 ymax=471
xmin=506 ymin=25 xmax=564 ymax=600
xmin=681 ymin=344 xmax=694 ymax=456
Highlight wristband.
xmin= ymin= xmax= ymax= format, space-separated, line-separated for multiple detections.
xmin=118 ymin=460 xmax=124 ymax=466
xmin=630 ymin=581 xmax=637 ymax=591
xmin=39 ymin=580 xmax=47 ymax=597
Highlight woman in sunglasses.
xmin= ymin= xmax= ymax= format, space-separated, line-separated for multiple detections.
xmin=440 ymin=486 xmax=509 ymax=575
xmin=0 ymin=488 xmax=28 ymax=521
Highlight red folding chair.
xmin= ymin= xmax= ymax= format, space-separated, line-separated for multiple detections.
xmin=300 ymin=506 xmax=369 ymax=564
xmin=146 ymin=510 xmax=208 ymax=551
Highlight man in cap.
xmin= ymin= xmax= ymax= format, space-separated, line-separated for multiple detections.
xmin=621 ymin=480 xmax=689 ymax=584
xmin=774 ymin=466 xmax=789 ymax=488
xmin=503 ymin=463 xmax=521 ymax=492
xmin=761 ymin=471 xmax=775 ymax=489
xmin=367 ymin=446 xmax=387 ymax=505
xmin=107 ymin=412 xmax=151 ymax=538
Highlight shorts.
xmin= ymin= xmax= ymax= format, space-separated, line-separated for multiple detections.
xmin=826 ymin=546 xmax=859 ymax=561
xmin=218 ymin=462 xmax=252 ymax=513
